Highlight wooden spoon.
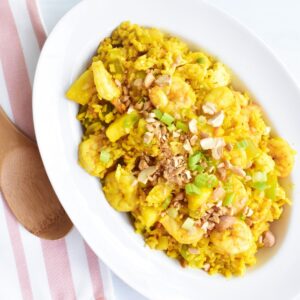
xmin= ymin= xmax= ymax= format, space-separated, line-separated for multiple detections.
xmin=0 ymin=106 xmax=73 ymax=239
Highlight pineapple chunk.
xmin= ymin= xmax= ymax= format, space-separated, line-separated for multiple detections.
xmin=106 ymin=111 xmax=139 ymax=142
xmin=66 ymin=69 xmax=95 ymax=105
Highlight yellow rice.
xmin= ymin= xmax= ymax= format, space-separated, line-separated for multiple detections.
xmin=66 ymin=22 xmax=295 ymax=277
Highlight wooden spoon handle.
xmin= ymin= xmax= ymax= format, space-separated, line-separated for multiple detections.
xmin=0 ymin=106 xmax=33 ymax=166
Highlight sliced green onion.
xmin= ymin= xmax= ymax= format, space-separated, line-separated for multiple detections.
xmin=207 ymin=175 xmax=218 ymax=188
xmin=185 ymin=183 xmax=201 ymax=195
xmin=223 ymin=193 xmax=235 ymax=206
xmin=252 ymin=172 xmax=267 ymax=183
xmin=162 ymin=196 xmax=172 ymax=210
xmin=194 ymin=174 xmax=207 ymax=187
xmin=182 ymin=217 xmax=194 ymax=230
xmin=194 ymin=173 xmax=218 ymax=188
xmin=167 ymin=124 xmax=176 ymax=132
xmin=123 ymin=111 xmax=139 ymax=128
xmin=175 ymin=121 xmax=188 ymax=132
xmin=153 ymin=109 xmax=163 ymax=120
xmin=167 ymin=207 xmax=178 ymax=218
xmin=195 ymin=165 xmax=205 ymax=173
xmin=100 ymin=150 xmax=110 ymax=163
xmin=188 ymin=151 xmax=203 ymax=170
xmin=236 ymin=139 xmax=248 ymax=149
xmin=196 ymin=57 xmax=206 ymax=64
xmin=160 ymin=113 xmax=174 ymax=126
xmin=252 ymin=182 xmax=268 ymax=191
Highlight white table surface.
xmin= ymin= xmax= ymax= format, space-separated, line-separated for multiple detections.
xmin=37 ymin=1 xmax=300 ymax=299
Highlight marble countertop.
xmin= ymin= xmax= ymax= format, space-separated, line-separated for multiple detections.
xmin=37 ymin=1 xmax=300 ymax=298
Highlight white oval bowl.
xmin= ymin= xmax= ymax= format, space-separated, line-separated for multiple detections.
xmin=33 ymin=0 xmax=300 ymax=299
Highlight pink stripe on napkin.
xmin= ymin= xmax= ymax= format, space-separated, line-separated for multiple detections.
xmin=2 ymin=200 xmax=33 ymax=300
xmin=0 ymin=0 xmax=34 ymax=140
xmin=41 ymin=239 xmax=77 ymax=300
xmin=26 ymin=0 xmax=47 ymax=48
xmin=85 ymin=243 xmax=105 ymax=300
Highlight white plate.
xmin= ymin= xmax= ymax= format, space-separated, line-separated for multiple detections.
xmin=33 ymin=0 xmax=300 ymax=299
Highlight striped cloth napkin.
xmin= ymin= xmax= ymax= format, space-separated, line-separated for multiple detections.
xmin=0 ymin=0 xmax=114 ymax=299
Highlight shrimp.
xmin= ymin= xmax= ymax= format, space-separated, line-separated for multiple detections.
xmin=253 ymin=152 xmax=275 ymax=174
xmin=92 ymin=60 xmax=121 ymax=101
xmin=78 ymin=135 xmax=123 ymax=178
xmin=210 ymin=217 xmax=253 ymax=255
xmin=160 ymin=215 xmax=204 ymax=244
xmin=149 ymin=76 xmax=196 ymax=115
xmin=78 ymin=135 xmax=106 ymax=177
xmin=225 ymin=176 xmax=248 ymax=215
xmin=103 ymin=165 xmax=138 ymax=212
xmin=204 ymin=86 xmax=235 ymax=110
xmin=206 ymin=62 xmax=231 ymax=88
xmin=229 ymin=148 xmax=248 ymax=169
xmin=175 ymin=63 xmax=207 ymax=82
xmin=268 ymin=137 xmax=295 ymax=177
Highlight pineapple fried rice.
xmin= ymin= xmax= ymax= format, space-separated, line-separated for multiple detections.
xmin=66 ymin=22 xmax=295 ymax=276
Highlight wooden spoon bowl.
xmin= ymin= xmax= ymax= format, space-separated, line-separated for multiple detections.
xmin=0 ymin=106 xmax=73 ymax=239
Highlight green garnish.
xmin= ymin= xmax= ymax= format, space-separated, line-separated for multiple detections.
xmin=153 ymin=109 xmax=163 ymax=120
xmin=236 ymin=139 xmax=248 ymax=149
xmin=196 ymin=57 xmax=206 ymax=64
xmin=185 ymin=183 xmax=201 ymax=195
xmin=195 ymin=165 xmax=205 ymax=173
xmin=176 ymin=121 xmax=188 ymax=132
xmin=194 ymin=173 xmax=218 ymax=188
xmin=182 ymin=217 xmax=194 ymax=230
xmin=123 ymin=111 xmax=139 ymax=129
xmin=100 ymin=150 xmax=110 ymax=163
xmin=252 ymin=182 xmax=268 ymax=191
xmin=223 ymin=193 xmax=235 ymax=206
xmin=162 ymin=196 xmax=172 ymax=210
xmin=167 ymin=124 xmax=176 ymax=132
xmin=188 ymin=151 xmax=203 ymax=171
xmin=160 ymin=113 xmax=174 ymax=126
